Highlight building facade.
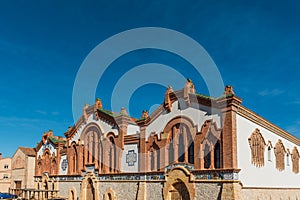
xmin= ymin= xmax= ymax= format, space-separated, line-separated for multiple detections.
xmin=0 ymin=153 xmax=12 ymax=193
xmin=10 ymin=147 xmax=36 ymax=195
xmin=34 ymin=80 xmax=300 ymax=200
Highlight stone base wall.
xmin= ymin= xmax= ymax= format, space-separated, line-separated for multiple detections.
xmin=98 ymin=181 xmax=139 ymax=200
xmin=57 ymin=181 xmax=81 ymax=199
xmin=241 ymin=187 xmax=300 ymax=200
xmin=195 ymin=182 xmax=222 ymax=199
xmin=54 ymin=180 xmax=300 ymax=200
xmin=145 ymin=182 xmax=163 ymax=199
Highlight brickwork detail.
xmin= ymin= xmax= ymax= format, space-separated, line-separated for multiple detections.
xmin=292 ymin=146 xmax=300 ymax=174
xmin=248 ymin=129 xmax=266 ymax=167
xmin=274 ymin=139 xmax=286 ymax=171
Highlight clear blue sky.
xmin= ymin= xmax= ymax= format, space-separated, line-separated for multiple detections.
xmin=0 ymin=0 xmax=300 ymax=157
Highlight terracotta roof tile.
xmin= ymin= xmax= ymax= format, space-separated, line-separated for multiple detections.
xmin=19 ymin=147 xmax=36 ymax=157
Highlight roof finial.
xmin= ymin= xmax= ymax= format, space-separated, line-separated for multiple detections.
xmin=94 ymin=98 xmax=103 ymax=110
xmin=224 ymin=85 xmax=235 ymax=95
xmin=120 ymin=107 xmax=128 ymax=116
xmin=141 ymin=110 xmax=149 ymax=119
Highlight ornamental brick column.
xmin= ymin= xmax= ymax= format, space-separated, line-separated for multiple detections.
xmin=200 ymin=143 xmax=204 ymax=169
xmin=217 ymin=88 xmax=242 ymax=169
xmin=94 ymin=132 xmax=99 ymax=169
xmin=88 ymin=134 xmax=93 ymax=164
xmin=139 ymin=126 xmax=147 ymax=172
xmin=210 ymin=144 xmax=215 ymax=169
xmin=78 ymin=144 xmax=84 ymax=173
xmin=173 ymin=127 xmax=179 ymax=163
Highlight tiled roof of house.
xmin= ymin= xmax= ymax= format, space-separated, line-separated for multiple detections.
xmin=19 ymin=147 xmax=36 ymax=157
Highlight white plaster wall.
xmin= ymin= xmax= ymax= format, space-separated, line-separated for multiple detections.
xmin=26 ymin=156 xmax=35 ymax=188
xmin=127 ymin=124 xmax=140 ymax=135
xmin=70 ymin=114 xmax=119 ymax=143
xmin=121 ymin=144 xmax=139 ymax=172
xmin=236 ymin=114 xmax=300 ymax=188
xmin=37 ymin=142 xmax=57 ymax=157
xmin=146 ymin=100 xmax=221 ymax=140
xmin=59 ymin=155 xmax=68 ymax=175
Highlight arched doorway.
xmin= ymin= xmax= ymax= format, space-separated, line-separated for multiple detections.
xmin=163 ymin=167 xmax=196 ymax=200
xmin=170 ymin=182 xmax=190 ymax=200
xmin=86 ymin=178 xmax=95 ymax=200
xmin=80 ymin=172 xmax=100 ymax=200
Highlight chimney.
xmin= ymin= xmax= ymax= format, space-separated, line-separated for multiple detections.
xmin=0 ymin=153 xmax=2 ymax=160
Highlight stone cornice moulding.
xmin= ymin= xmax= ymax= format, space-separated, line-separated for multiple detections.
xmin=237 ymin=105 xmax=300 ymax=146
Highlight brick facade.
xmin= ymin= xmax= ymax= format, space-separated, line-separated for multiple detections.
xmin=31 ymin=82 xmax=300 ymax=200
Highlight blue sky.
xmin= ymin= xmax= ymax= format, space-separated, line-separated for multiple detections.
xmin=0 ymin=0 xmax=300 ymax=157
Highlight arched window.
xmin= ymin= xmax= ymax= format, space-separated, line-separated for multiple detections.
xmin=150 ymin=151 xmax=154 ymax=171
xmin=37 ymin=159 xmax=42 ymax=176
xmin=44 ymin=151 xmax=51 ymax=173
xmin=51 ymin=159 xmax=57 ymax=175
xmin=248 ymin=129 xmax=266 ymax=167
xmin=202 ymin=137 xmax=220 ymax=169
xmin=109 ymin=137 xmax=116 ymax=173
xmin=72 ymin=144 xmax=78 ymax=174
xmin=168 ymin=123 xmax=194 ymax=165
xmin=267 ymin=146 xmax=272 ymax=162
xmin=98 ymin=140 xmax=103 ymax=173
xmin=204 ymin=143 xmax=211 ymax=169
xmin=188 ymin=141 xmax=194 ymax=164
xmin=292 ymin=147 xmax=299 ymax=174
xmin=287 ymin=152 xmax=290 ymax=166
xmin=178 ymin=129 xmax=185 ymax=162
xmin=150 ymin=142 xmax=160 ymax=171
xmin=83 ymin=126 xmax=101 ymax=166
xmin=274 ymin=140 xmax=286 ymax=171
xmin=214 ymin=142 xmax=221 ymax=169
xmin=168 ymin=131 xmax=174 ymax=164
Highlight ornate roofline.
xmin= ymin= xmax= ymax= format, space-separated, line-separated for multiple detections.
xmin=237 ymin=105 xmax=300 ymax=146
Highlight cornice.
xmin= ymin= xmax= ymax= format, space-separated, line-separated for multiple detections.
xmin=237 ymin=105 xmax=300 ymax=146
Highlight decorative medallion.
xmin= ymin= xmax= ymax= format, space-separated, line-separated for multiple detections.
xmin=126 ymin=150 xmax=137 ymax=166
xmin=61 ymin=159 xmax=68 ymax=171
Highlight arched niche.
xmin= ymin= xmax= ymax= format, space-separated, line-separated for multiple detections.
xmin=163 ymin=166 xmax=196 ymax=200
xmin=103 ymin=188 xmax=116 ymax=200
xmin=68 ymin=187 xmax=77 ymax=200
xmin=80 ymin=172 xmax=100 ymax=200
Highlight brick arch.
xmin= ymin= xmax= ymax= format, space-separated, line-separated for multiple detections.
xmin=163 ymin=115 xmax=197 ymax=135
xmin=163 ymin=166 xmax=196 ymax=200
xmin=248 ymin=128 xmax=266 ymax=168
xmin=80 ymin=122 xmax=103 ymax=141
xmin=195 ymin=120 xmax=222 ymax=170
xmin=199 ymin=119 xmax=222 ymax=144
xmin=80 ymin=123 xmax=103 ymax=169
xmin=106 ymin=131 xmax=117 ymax=139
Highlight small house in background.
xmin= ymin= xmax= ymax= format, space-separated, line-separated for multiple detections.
xmin=0 ymin=153 xmax=11 ymax=192
xmin=10 ymin=147 xmax=36 ymax=195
